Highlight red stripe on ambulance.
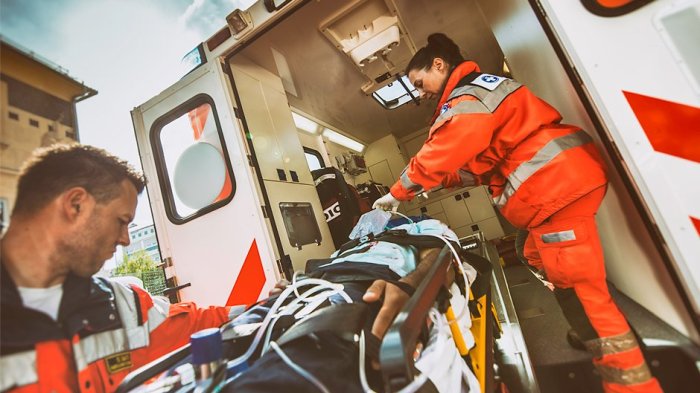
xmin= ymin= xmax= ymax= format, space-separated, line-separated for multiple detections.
xmin=225 ymin=240 xmax=266 ymax=306
xmin=623 ymin=91 xmax=700 ymax=164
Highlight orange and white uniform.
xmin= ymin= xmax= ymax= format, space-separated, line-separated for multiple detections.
xmin=0 ymin=268 xmax=232 ymax=392
xmin=390 ymin=61 xmax=661 ymax=392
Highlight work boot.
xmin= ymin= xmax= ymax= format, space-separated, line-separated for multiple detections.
xmin=566 ymin=329 xmax=587 ymax=351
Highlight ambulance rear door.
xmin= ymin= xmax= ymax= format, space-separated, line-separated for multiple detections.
xmin=131 ymin=57 xmax=281 ymax=307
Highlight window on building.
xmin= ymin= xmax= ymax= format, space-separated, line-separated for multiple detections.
xmin=48 ymin=125 xmax=54 ymax=131
xmin=29 ymin=119 xmax=39 ymax=128
xmin=65 ymin=131 xmax=76 ymax=139
xmin=303 ymin=147 xmax=325 ymax=171
xmin=8 ymin=112 xmax=19 ymax=121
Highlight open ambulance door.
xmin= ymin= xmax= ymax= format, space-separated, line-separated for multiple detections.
xmin=131 ymin=59 xmax=282 ymax=307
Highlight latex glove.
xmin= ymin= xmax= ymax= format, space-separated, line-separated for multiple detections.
xmin=372 ymin=193 xmax=400 ymax=212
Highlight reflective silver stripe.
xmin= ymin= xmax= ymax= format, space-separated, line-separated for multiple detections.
xmin=585 ymin=331 xmax=639 ymax=358
xmin=111 ymin=280 xmax=150 ymax=350
xmin=73 ymin=328 xmax=129 ymax=371
xmin=541 ymin=230 xmax=576 ymax=243
xmin=595 ymin=362 xmax=653 ymax=385
xmin=494 ymin=130 xmax=593 ymax=207
xmin=314 ymin=173 xmax=336 ymax=186
xmin=446 ymin=78 xmax=522 ymax=112
xmin=400 ymin=168 xmax=423 ymax=194
xmin=73 ymin=283 xmax=172 ymax=371
xmin=148 ymin=295 xmax=170 ymax=332
xmin=433 ymin=99 xmax=490 ymax=125
xmin=0 ymin=350 xmax=37 ymax=390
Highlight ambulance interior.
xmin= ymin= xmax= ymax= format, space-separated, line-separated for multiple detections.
xmin=139 ymin=0 xmax=700 ymax=391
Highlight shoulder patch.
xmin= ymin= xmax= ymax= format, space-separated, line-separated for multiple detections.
xmin=470 ymin=73 xmax=506 ymax=91
xmin=440 ymin=103 xmax=450 ymax=114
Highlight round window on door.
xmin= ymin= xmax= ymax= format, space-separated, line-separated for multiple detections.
xmin=580 ymin=0 xmax=655 ymax=16
xmin=151 ymin=94 xmax=236 ymax=224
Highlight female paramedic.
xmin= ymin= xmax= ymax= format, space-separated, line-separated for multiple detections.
xmin=372 ymin=33 xmax=662 ymax=393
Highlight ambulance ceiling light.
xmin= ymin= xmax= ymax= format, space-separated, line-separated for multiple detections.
xmin=292 ymin=112 xmax=319 ymax=134
xmin=322 ymin=128 xmax=364 ymax=152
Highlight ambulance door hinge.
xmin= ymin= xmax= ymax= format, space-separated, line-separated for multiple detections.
xmin=262 ymin=205 xmax=272 ymax=219
xmin=247 ymin=154 xmax=254 ymax=167
xmin=532 ymin=0 xmax=547 ymax=18
xmin=277 ymin=254 xmax=294 ymax=280
xmin=233 ymin=107 xmax=243 ymax=119
xmin=571 ymin=66 xmax=584 ymax=87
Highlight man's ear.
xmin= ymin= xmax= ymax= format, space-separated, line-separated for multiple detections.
xmin=61 ymin=187 xmax=90 ymax=221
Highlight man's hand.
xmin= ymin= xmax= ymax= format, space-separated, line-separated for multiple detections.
xmin=268 ymin=279 xmax=290 ymax=296
xmin=362 ymin=279 xmax=411 ymax=339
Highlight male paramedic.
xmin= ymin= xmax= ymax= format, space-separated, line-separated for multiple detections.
xmin=0 ymin=144 xmax=234 ymax=392
xmin=373 ymin=33 xmax=661 ymax=393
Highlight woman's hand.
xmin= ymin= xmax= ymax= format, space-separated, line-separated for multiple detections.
xmin=372 ymin=193 xmax=400 ymax=212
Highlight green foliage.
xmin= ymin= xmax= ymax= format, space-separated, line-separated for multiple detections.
xmin=114 ymin=249 xmax=158 ymax=276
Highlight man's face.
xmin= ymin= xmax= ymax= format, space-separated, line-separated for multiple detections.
xmin=62 ymin=180 xmax=138 ymax=277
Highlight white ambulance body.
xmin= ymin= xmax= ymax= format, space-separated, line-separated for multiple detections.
xmin=131 ymin=0 xmax=700 ymax=385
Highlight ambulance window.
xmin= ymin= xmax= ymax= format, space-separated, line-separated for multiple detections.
xmin=151 ymin=95 xmax=236 ymax=224
xmin=581 ymin=0 xmax=654 ymax=16
xmin=372 ymin=75 xmax=419 ymax=109
xmin=303 ymin=147 xmax=325 ymax=171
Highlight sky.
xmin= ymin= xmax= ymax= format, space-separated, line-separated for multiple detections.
xmin=0 ymin=0 xmax=254 ymax=228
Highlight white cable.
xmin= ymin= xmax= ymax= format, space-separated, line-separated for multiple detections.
xmin=391 ymin=210 xmax=415 ymax=224
xmin=358 ymin=330 xmax=377 ymax=393
xmin=227 ymin=278 xmax=351 ymax=368
xmin=261 ymin=282 xmax=352 ymax=353
xmin=424 ymin=234 xmax=471 ymax=324
xmin=270 ymin=341 xmax=331 ymax=393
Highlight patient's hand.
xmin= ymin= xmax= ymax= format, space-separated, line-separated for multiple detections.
xmin=363 ymin=280 xmax=412 ymax=339
xmin=268 ymin=279 xmax=290 ymax=296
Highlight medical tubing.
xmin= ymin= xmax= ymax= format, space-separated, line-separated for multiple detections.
xmin=391 ymin=211 xmax=415 ymax=225
xmin=358 ymin=330 xmax=377 ymax=393
xmin=226 ymin=279 xmax=350 ymax=369
xmin=269 ymin=341 xmax=331 ymax=393
xmin=395 ymin=310 xmax=446 ymax=393
xmin=261 ymin=283 xmax=352 ymax=353
xmin=424 ymin=234 xmax=471 ymax=324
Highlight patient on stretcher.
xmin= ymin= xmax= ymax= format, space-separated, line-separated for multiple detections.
xmin=130 ymin=215 xmax=482 ymax=393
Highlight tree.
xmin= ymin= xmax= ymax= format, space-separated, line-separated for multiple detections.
xmin=114 ymin=249 xmax=158 ymax=276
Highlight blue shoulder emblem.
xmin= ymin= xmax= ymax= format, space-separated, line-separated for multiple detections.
xmin=440 ymin=103 xmax=450 ymax=114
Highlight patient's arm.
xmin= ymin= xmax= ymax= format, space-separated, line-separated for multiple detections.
xmin=363 ymin=247 xmax=453 ymax=339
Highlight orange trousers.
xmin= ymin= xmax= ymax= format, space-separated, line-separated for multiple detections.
xmin=523 ymin=186 xmax=663 ymax=393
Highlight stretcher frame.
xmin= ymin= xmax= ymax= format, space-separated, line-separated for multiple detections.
xmin=117 ymin=240 xmax=493 ymax=393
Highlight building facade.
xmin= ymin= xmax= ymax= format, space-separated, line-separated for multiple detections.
xmin=0 ymin=38 xmax=97 ymax=229
xmin=125 ymin=224 xmax=162 ymax=264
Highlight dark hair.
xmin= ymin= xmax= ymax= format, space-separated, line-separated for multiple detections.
xmin=406 ymin=33 xmax=464 ymax=74
xmin=13 ymin=143 xmax=146 ymax=217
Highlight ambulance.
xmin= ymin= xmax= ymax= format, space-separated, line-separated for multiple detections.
xmin=130 ymin=0 xmax=700 ymax=391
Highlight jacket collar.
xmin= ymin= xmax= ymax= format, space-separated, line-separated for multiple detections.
xmin=1 ymin=263 xmax=121 ymax=354
xmin=431 ymin=61 xmax=481 ymax=123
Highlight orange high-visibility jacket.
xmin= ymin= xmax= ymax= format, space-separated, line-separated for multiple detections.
xmin=390 ymin=61 xmax=607 ymax=228
xmin=0 ymin=268 xmax=232 ymax=392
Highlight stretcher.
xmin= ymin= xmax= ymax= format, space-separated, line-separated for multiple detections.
xmin=117 ymin=224 xmax=500 ymax=393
